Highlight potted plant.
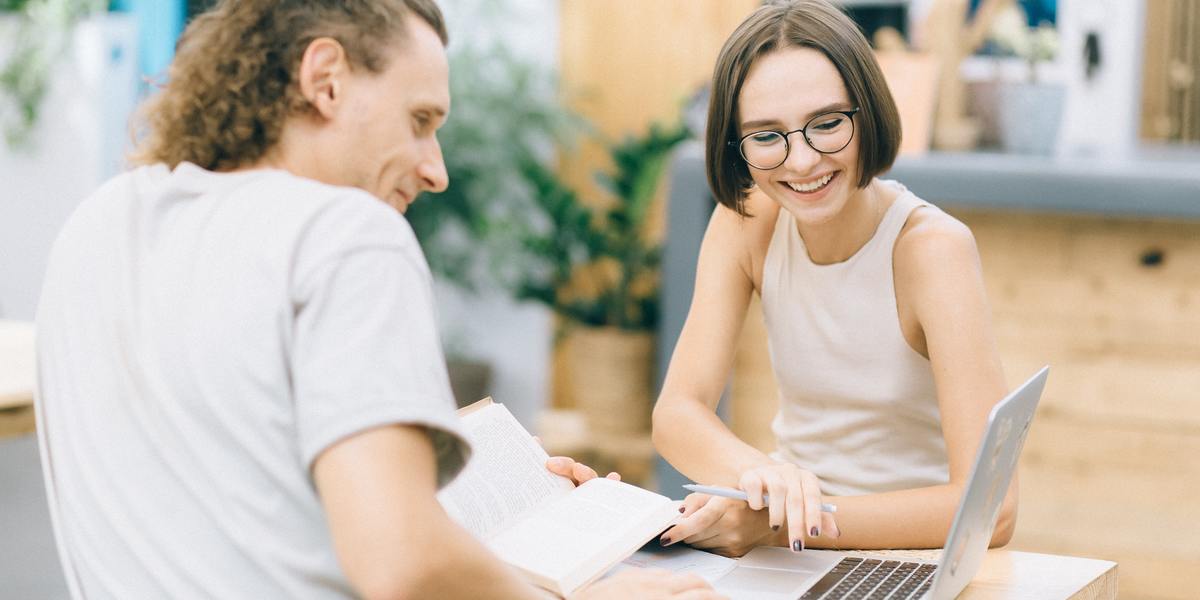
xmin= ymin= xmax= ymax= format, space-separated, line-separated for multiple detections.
xmin=514 ymin=120 xmax=690 ymax=438
xmin=405 ymin=29 xmax=580 ymax=408
xmin=402 ymin=0 xmax=689 ymax=426
xmin=987 ymin=1 xmax=1063 ymax=155
xmin=407 ymin=45 xmax=579 ymax=293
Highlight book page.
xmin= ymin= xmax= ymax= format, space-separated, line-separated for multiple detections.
xmin=437 ymin=403 xmax=574 ymax=539
xmin=487 ymin=477 xmax=679 ymax=592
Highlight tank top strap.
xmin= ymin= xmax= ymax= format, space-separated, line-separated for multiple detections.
xmin=762 ymin=203 xmax=799 ymax=295
xmin=873 ymin=183 xmax=933 ymax=255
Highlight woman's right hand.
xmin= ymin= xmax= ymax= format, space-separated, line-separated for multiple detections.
xmin=734 ymin=461 xmax=836 ymax=551
xmin=570 ymin=568 xmax=724 ymax=599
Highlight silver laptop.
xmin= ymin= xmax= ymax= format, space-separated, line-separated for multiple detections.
xmin=713 ymin=366 xmax=1049 ymax=600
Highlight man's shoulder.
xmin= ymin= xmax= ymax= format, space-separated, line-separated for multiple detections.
xmin=190 ymin=167 xmax=410 ymax=246
xmin=250 ymin=173 xmax=423 ymax=274
xmin=71 ymin=164 xmax=417 ymax=259
xmin=54 ymin=166 xmax=166 ymax=247
xmin=72 ymin=164 xmax=168 ymax=215
xmin=245 ymin=169 xmax=387 ymax=214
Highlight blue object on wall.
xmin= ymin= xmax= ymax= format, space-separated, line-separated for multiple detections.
xmin=108 ymin=0 xmax=185 ymax=85
xmin=970 ymin=0 xmax=1056 ymax=26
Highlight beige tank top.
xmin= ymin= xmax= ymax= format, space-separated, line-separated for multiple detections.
xmin=761 ymin=181 xmax=948 ymax=496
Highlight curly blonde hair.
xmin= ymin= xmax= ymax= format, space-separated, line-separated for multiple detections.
xmin=130 ymin=0 xmax=447 ymax=172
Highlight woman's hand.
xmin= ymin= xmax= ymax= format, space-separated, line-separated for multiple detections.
xmin=734 ymin=462 xmax=836 ymax=551
xmin=545 ymin=456 xmax=621 ymax=486
xmin=659 ymin=494 xmax=779 ymax=557
xmin=662 ymin=463 xmax=838 ymax=555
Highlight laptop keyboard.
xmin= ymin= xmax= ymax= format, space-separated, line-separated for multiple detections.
xmin=799 ymin=557 xmax=937 ymax=599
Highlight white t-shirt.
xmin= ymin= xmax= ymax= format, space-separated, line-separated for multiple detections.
xmin=35 ymin=162 xmax=470 ymax=599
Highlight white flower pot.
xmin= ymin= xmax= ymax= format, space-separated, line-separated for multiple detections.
xmin=997 ymin=82 xmax=1066 ymax=155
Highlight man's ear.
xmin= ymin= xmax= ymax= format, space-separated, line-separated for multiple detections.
xmin=297 ymin=37 xmax=349 ymax=119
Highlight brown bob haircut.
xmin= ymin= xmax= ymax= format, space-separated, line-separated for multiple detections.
xmin=131 ymin=0 xmax=447 ymax=172
xmin=706 ymin=0 xmax=901 ymax=214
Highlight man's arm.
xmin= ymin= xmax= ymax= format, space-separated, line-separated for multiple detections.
xmin=314 ymin=425 xmax=722 ymax=600
xmin=313 ymin=424 xmax=541 ymax=600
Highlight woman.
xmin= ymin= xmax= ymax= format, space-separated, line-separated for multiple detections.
xmin=652 ymin=0 xmax=1011 ymax=557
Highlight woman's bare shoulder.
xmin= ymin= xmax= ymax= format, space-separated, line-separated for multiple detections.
xmin=708 ymin=189 xmax=779 ymax=289
xmin=894 ymin=200 xmax=980 ymax=277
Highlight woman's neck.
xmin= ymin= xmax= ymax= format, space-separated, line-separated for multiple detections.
xmin=796 ymin=179 xmax=890 ymax=265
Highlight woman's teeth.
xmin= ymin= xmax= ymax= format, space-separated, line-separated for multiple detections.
xmin=786 ymin=173 xmax=834 ymax=193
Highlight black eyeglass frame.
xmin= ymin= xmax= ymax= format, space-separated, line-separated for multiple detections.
xmin=729 ymin=107 xmax=861 ymax=170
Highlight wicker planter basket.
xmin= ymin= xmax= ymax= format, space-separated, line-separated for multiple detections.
xmin=566 ymin=326 xmax=655 ymax=438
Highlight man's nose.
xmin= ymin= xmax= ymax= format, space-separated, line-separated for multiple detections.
xmin=418 ymin=138 xmax=449 ymax=194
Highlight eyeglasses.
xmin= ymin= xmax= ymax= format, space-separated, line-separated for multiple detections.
xmin=731 ymin=108 xmax=860 ymax=170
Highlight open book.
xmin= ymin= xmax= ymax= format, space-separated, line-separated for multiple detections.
xmin=438 ymin=398 xmax=681 ymax=597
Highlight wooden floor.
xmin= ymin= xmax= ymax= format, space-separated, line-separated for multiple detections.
xmin=729 ymin=207 xmax=1200 ymax=600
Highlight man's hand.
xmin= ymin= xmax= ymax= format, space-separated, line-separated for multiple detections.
xmin=570 ymin=568 xmax=724 ymax=600
xmin=545 ymin=456 xmax=621 ymax=486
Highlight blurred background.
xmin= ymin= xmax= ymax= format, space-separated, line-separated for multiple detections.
xmin=1 ymin=0 xmax=1197 ymax=598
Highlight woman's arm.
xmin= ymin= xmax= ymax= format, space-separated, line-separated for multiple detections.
xmin=652 ymin=202 xmax=765 ymax=483
xmin=806 ymin=208 xmax=1013 ymax=550
xmin=653 ymin=199 xmax=832 ymax=549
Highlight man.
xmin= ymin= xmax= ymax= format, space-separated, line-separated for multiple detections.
xmin=34 ymin=1 xmax=718 ymax=598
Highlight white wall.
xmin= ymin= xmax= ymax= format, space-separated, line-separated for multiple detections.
xmin=440 ymin=0 xmax=558 ymax=69
xmin=1056 ymin=0 xmax=1145 ymax=157
xmin=0 ymin=15 xmax=139 ymax=320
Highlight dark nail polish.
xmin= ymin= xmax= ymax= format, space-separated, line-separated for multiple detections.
xmin=660 ymin=536 xmax=671 ymax=547
xmin=772 ymin=525 xmax=780 ymax=531
xmin=792 ymin=539 xmax=803 ymax=552
xmin=811 ymin=526 xmax=820 ymax=537
xmin=679 ymin=506 xmax=686 ymax=513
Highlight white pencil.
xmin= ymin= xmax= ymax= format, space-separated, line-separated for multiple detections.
xmin=682 ymin=484 xmax=837 ymax=513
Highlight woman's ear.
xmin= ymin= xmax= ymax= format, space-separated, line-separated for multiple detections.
xmin=297 ymin=37 xmax=348 ymax=119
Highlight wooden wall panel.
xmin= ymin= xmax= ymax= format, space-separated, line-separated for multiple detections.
xmin=559 ymin=1 xmax=757 ymax=135
xmin=558 ymin=0 xmax=757 ymax=230
xmin=729 ymin=208 xmax=1200 ymax=599
xmin=1141 ymin=0 xmax=1200 ymax=142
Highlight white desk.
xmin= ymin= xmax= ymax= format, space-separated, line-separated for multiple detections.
xmin=632 ymin=545 xmax=1115 ymax=600
xmin=844 ymin=549 xmax=1117 ymax=600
